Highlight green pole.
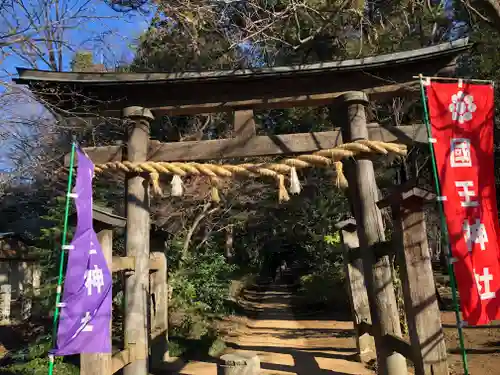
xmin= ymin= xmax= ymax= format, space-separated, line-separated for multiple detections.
xmin=48 ymin=141 xmax=77 ymax=375
xmin=418 ymin=75 xmax=469 ymax=375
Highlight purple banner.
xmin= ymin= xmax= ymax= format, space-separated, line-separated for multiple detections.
xmin=52 ymin=149 xmax=112 ymax=355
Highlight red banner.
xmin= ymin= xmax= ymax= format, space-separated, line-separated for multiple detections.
xmin=426 ymin=81 xmax=500 ymax=325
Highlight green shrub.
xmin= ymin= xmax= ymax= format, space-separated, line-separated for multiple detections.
xmin=170 ymin=251 xmax=236 ymax=315
xmin=167 ymin=340 xmax=187 ymax=358
xmin=299 ymin=260 xmax=345 ymax=306
xmin=166 ymin=242 xmax=236 ymax=355
xmin=168 ymin=327 xmax=226 ymax=359
xmin=0 ymin=357 xmax=78 ymax=375
xmin=0 ymin=333 xmax=79 ymax=375
xmin=297 ymin=230 xmax=346 ymax=307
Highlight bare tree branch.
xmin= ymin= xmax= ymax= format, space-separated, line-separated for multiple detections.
xmin=462 ymin=0 xmax=500 ymax=31
xmin=182 ymin=202 xmax=219 ymax=261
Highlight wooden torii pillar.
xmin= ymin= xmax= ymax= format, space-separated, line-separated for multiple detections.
xmin=75 ymin=105 xmax=158 ymax=375
xmin=336 ymin=92 xmax=408 ymax=375
xmin=379 ymin=184 xmax=448 ymax=375
xmin=122 ymin=106 xmax=154 ymax=375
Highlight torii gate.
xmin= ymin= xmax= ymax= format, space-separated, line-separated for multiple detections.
xmin=15 ymin=38 xmax=471 ymax=375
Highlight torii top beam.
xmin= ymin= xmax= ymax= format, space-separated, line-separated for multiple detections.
xmin=13 ymin=39 xmax=472 ymax=117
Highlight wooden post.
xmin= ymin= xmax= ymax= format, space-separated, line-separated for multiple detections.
xmin=32 ymin=264 xmax=40 ymax=296
xmin=0 ymin=284 xmax=11 ymax=324
xmin=31 ymin=263 xmax=41 ymax=318
xmin=20 ymin=261 xmax=32 ymax=320
xmin=233 ymin=110 xmax=256 ymax=139
xmin=123 ymin=106 xmax=154 ymax=375
xmin=149 ymin=252 xmax=168 ymax=370
xmin=336 ymin=219 xmax=375 ymax=363
xmin=80 ymin=227 xmax=113 ymax=375
xmin=337 ymin=92 xmax=407 ymax=375
xmin=225 ymin=225 xmax=234 ymax=261
xmin=379 ymin=186 xmax=448 ymax=375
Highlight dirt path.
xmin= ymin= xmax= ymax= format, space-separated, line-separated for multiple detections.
xmin=175 ymin=283 xmax=374 ymax=375
xmin=441 ymin=311 xmax=500 ymax=375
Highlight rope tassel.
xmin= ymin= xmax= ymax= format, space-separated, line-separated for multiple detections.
xmin=171 ymin=175 xmax=183 ymax=197
xmin=289 ymin=167 xmax=301 ymax=194
xmin=277 ymin=175 xmax=290 ymax=202
xmin=210 ymin=178 xmax=221 ymax=203
xmin=211 ymin=186 xmax=220 ymax=203
xmin=334 ymin=162 xmax=348 ymax=190
xmin=150 ymin=172 xmax=163 ymax=196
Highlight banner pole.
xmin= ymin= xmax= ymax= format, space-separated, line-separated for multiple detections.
xmin=412 ymin=75 xmax=493 ymax=85
xmin=418 ymin=74 xmax=469 ymax=375
xmin=47 ymin=141 xmax=77 ymax=375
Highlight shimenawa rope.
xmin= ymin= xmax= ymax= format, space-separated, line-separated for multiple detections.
xmin=93 ymin=139 xmax=407 ymax=202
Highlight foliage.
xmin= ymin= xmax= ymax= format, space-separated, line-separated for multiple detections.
xmin=324 ymin=232 xmax=341 ymax=246
xmin=5 ymin=334 xmax=52 ymax=363
xmin=165 ymin=237 xmax=236 ymax=360
xmin=170 ymin=249 xmax=236 ymax=312
xmin=168 ymin=329 xmax=227 ymax=359
xmin=131 ymin=0 xmax=457 ymax=73
xmin=457 ymin=12 xmax=500 ymax=207
xmin=70 ymin=51 xmax=96 ymax=72
xmin=163 ymin=228 xmax=237 ymax=348
xmin=299 ymin=230 xmax=345 ymax=306
xmin=0 ymin=197 xmax=79 ymax=372
xmin=0 ymin=0 xmax=136 ymax=73
xmin=299 ymin=261 xmax=346 ymax=305
xmin=0 ymin=358 xmax=78 ymax=375
xmin=0 ymin=335 xmax=78 ymax=375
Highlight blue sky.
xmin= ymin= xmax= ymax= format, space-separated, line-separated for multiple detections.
xmin=0 ymin=1 xmax=154 ymax=171
xmin=1 ymin=1 xmax=154 ymax=77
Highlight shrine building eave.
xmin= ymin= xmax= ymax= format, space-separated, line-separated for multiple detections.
xmin=13 ymin=38 xmax=472 ymax=116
